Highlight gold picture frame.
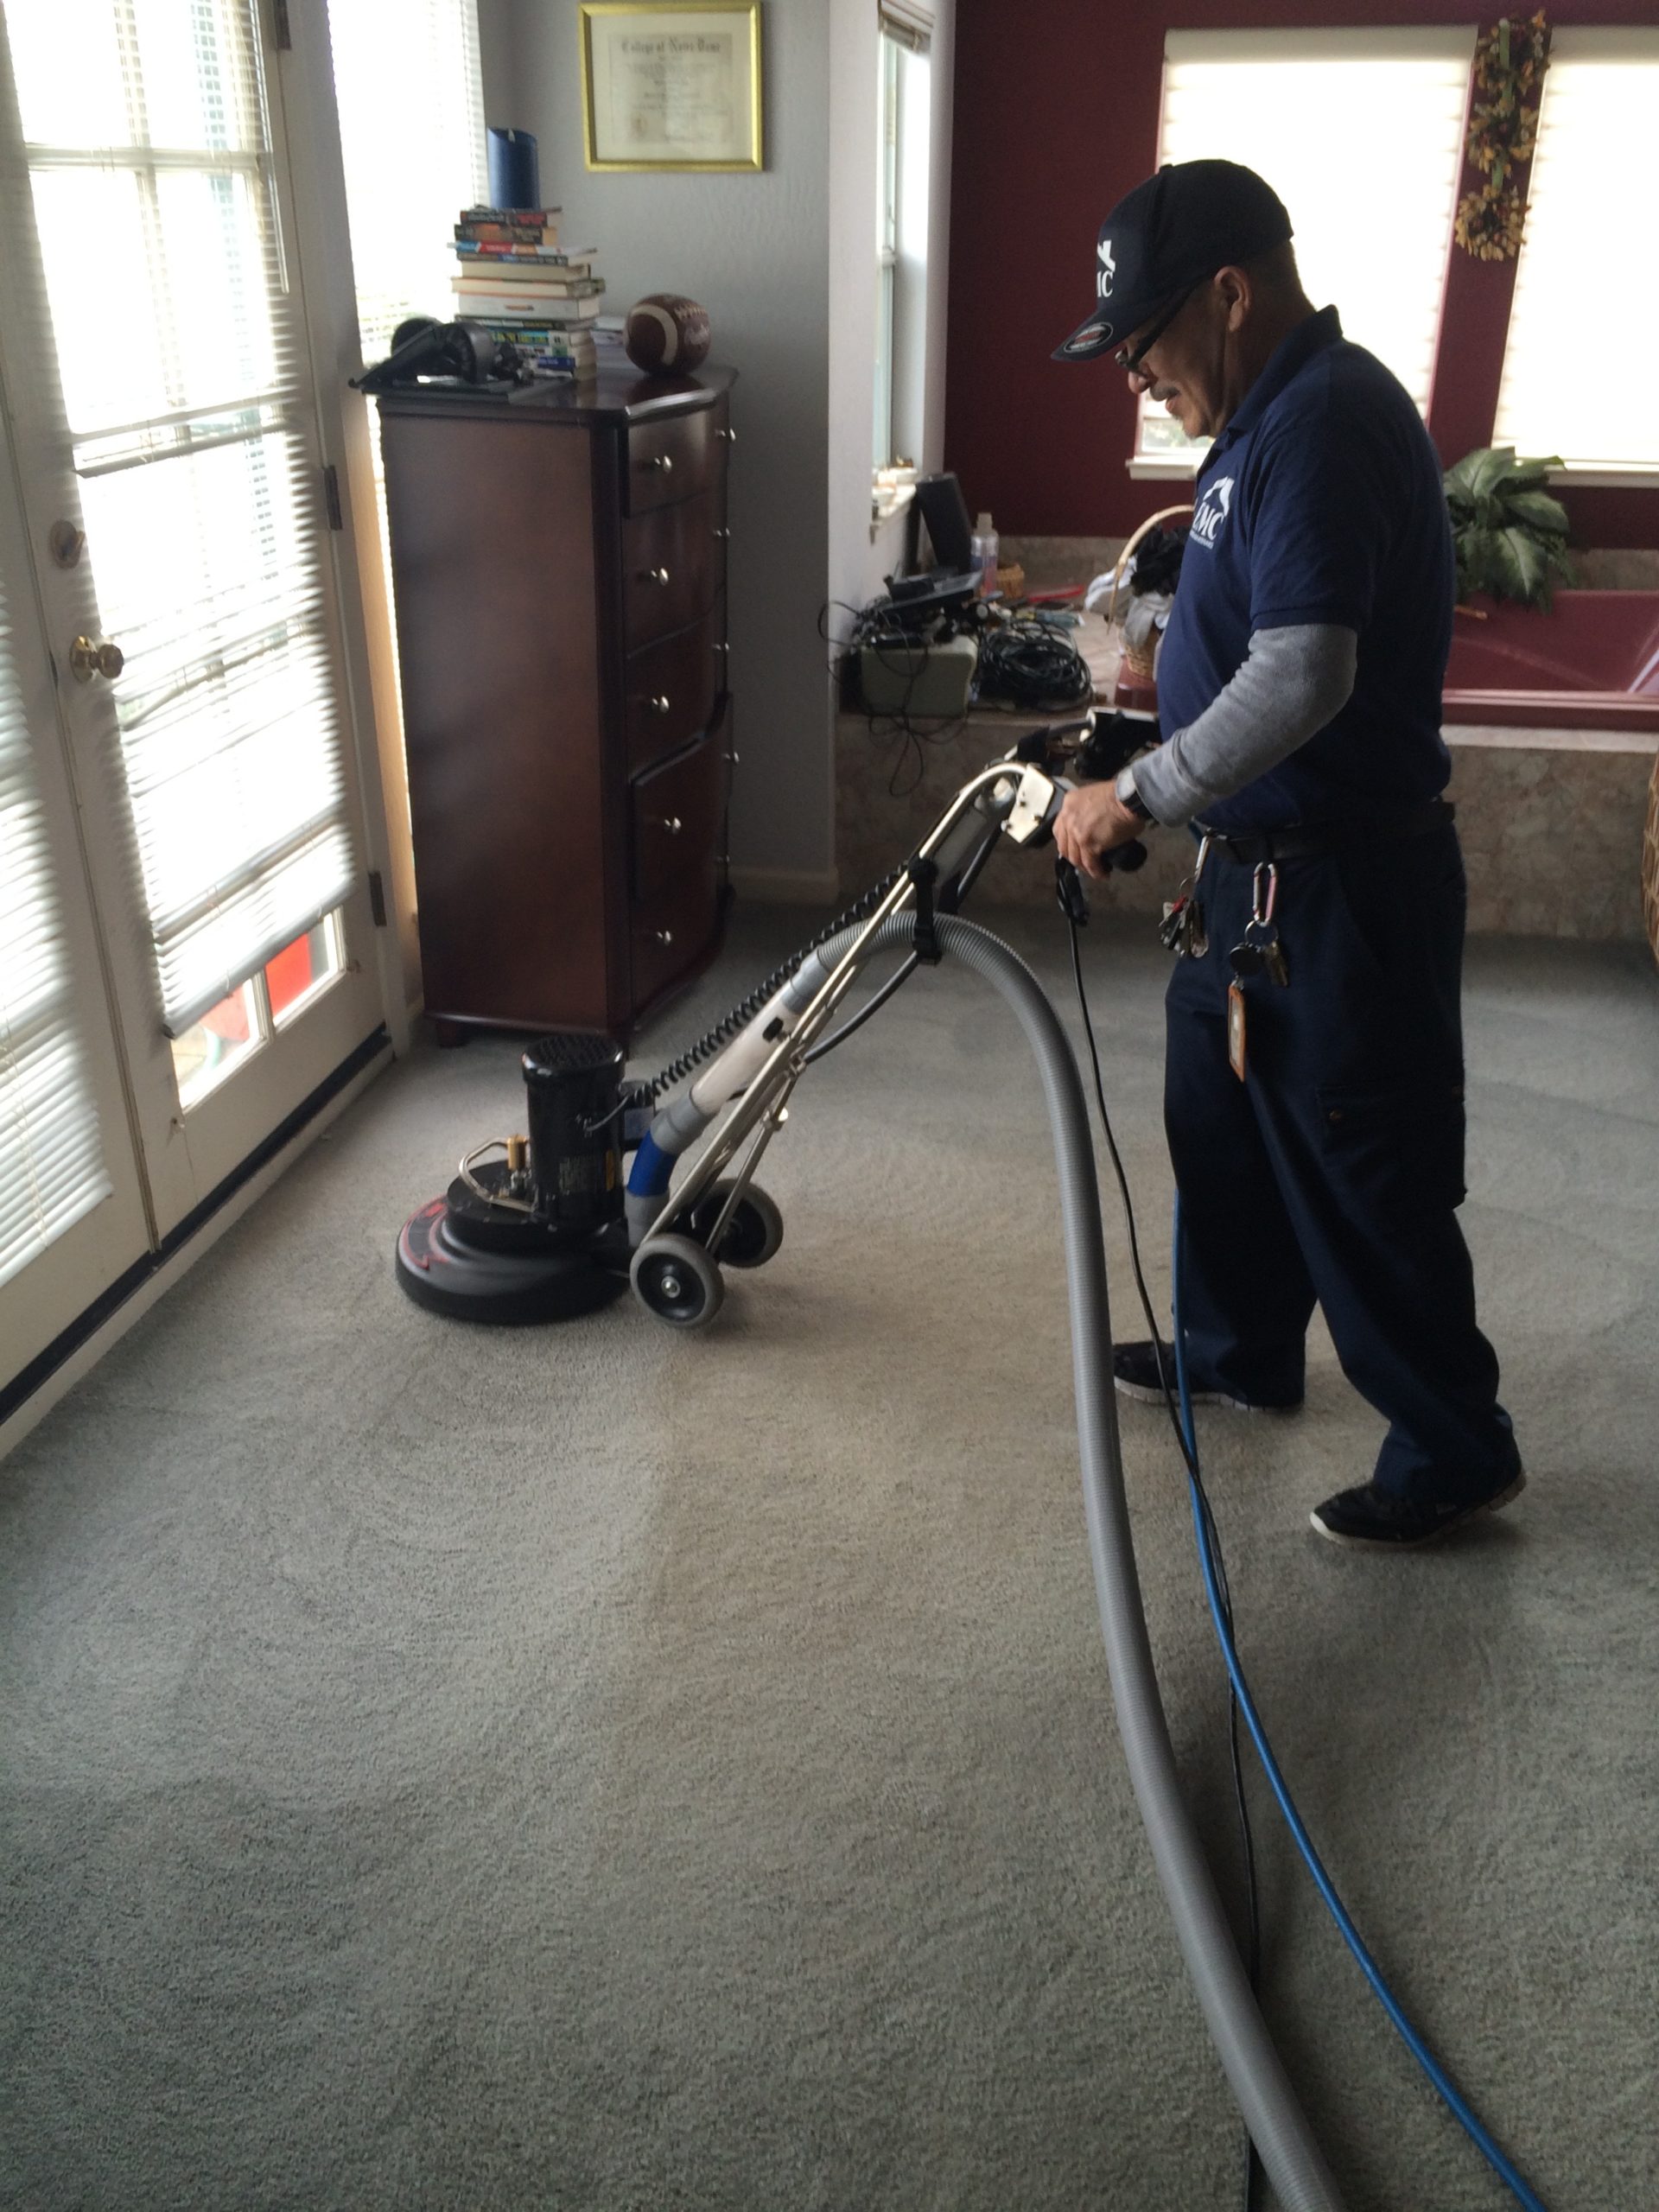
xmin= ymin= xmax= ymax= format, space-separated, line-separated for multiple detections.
xmin=580 ymin=3 xmax=764 ymax=173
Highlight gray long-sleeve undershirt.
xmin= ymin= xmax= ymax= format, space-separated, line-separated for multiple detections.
xmin=1122 ymin=623 xmax=1359 ymax=829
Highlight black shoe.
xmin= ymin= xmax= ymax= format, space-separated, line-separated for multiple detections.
xmin=1111 ymin=1339 xmax=1302 ymax=1415
xmin=1310 ymin=1467 xmax=1526 ymax=1551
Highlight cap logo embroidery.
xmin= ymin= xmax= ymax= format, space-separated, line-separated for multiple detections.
xmin=1191 ymin=476 xmax=1234 ymax=547
xmin=1096 ymin=238 xmax=1116 ymax=298
xmin=1063 ymin=321 xmax=1111 ymax=353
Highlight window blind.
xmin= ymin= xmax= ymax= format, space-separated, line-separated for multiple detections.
xmin=5 ymin=0 xmax=358 ymax=1036
xmin=1147 ymin=29 xmax=1474 ymax=454
xmin=327 ymin=0 xmax=486 ymax=768
xmin=0 ymin=575 xmax=111 ymax=1289
xmin=1494 ymin=30 xmax=1659 ymax=471
xmin=326 ymin=0 xmax=487 ymax=369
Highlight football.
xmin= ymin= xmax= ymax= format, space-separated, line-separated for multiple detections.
xmin=624 ymin=294 xmax=712 ymax=373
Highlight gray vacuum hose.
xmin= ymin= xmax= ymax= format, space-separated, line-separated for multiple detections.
xmin=810 ymin=912 xmax=1345 ymax=2210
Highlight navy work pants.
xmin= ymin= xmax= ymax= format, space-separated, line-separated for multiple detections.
xmin=1163 ymin=820 xmax=1517 ymax=1504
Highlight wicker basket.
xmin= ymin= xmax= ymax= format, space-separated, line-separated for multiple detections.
xmin=1643 ymin=746 xmax=1659 ymax=967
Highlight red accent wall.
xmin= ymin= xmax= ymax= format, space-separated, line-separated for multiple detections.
xmin=944 ymin=0 xmax=1658 ymax=547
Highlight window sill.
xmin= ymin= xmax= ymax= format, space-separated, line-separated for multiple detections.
xmin=1128 ymin=453 xmax=1204 ymax=480
xmin=1129 ymin=459 xmax=1659 ymax=489
xmin=1545 ymin=467 xmax=1659 ymax=490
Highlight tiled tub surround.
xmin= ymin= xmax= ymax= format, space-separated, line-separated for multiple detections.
xmin=836 ymin=712 xmax=1656 ymax=942
xmin=1444 ymin=591 xmax=1659 ymax=734
xmin=835 ymin=547 xmax=1659 ymax=944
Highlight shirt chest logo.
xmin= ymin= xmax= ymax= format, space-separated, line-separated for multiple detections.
xmin=1190 ymin=475 xmax=1234 ymax=549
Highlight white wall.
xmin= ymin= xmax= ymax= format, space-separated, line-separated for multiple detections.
xmin=480 ymin=0 xmax=950 ymax=895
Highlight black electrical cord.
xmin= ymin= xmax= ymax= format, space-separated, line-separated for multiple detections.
xmin=976 ymin=614 xmax=1093 ymax=710
xmin=1065 ymin=917 xmax=1265 ymax=2212
xmin=819 ymin=599 xmax=972 ymax=798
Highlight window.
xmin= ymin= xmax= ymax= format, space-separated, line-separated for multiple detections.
xmin=327 ymin=0 xmax=487 ymax=690
xmin=1493 ymin=29 xmax=1659 ymax=474
xmin=326 ymin=0 xmax=487 ymax=373
xmin=874 ymin=5 xmax=931 ymax=475
xmin=1142 ymin=29 xmax=1474 ymax=464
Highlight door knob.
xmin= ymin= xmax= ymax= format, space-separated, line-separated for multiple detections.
xmin=661 ymin=815 xmax=683 ymax=835
xmin=69 ymin=634 xmax=124 ymax=683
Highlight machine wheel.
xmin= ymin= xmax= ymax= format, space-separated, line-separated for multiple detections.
xmin=631 ymin=1232 xmax=724 ymax=1329
xmin=685 ymin=1180 xmax=785 ymax=1269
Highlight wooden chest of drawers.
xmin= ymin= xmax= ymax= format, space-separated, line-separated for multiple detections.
xmin=377 ymin=364 xmax=736 ymax=1039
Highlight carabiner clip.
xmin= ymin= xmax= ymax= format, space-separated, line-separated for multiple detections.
xmin=1250 ymin=861 xmax=1279 ymax=931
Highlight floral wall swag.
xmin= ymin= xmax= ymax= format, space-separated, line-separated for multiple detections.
xmin=1454 ymin=12 xmax=1551 ymax=263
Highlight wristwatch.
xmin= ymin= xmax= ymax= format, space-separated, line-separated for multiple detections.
xmin=1115 ymin=765 xmax=1155 ymax=824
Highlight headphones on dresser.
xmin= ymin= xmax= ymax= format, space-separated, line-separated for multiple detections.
xmin=351 ymin=317 xmax=531 ymax=394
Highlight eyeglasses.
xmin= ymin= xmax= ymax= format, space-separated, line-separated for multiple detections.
xmin=1114 ymin=278 xmax=1206 ymax=385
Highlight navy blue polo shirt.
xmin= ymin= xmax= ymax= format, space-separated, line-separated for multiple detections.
xmin=1154 ymin=306 xmax=1455 ymax=834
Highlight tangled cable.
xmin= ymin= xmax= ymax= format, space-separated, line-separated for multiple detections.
xmin=976 ymin=614 xmax=1093 ymax=709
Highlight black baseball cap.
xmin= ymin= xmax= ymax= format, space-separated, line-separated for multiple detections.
xmin=1053 ymin=160 xmax=1294 ymax=363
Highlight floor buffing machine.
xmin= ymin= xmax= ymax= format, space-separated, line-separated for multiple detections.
xmin=395 ymin=713 xmax=1147 ymax=1333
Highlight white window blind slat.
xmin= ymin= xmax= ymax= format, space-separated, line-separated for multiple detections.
xmin=1147 ymin=29 xmax=1474 ymax=455
xmin=4 ymin=0 xmax=359 ymax=1037
xmin=0 ymin=582 xmax=111 ymax=1290
xmin=1493 ymin=30 xmax=1659 ymax=471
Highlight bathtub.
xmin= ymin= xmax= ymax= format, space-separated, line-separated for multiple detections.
xmin=1442 ymin=590 xmax=1659 ymax=733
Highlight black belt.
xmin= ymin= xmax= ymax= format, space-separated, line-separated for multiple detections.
xmin=1191 ymin=798 xmax=1455 ymax=866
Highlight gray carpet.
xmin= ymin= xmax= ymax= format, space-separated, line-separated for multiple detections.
xmin=3 ymin=906 xmax=1656 ymax=2212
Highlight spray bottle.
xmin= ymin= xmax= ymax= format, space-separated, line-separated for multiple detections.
xmin=971 ymin=511 xmax=999 ymax=596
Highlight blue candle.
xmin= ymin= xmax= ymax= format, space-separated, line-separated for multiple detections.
xmin=487 ymin=128 xmax=539 ymax=212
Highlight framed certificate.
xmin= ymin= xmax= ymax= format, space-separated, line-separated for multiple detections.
xmin=580 ymin=3 xmax=764 ymax=172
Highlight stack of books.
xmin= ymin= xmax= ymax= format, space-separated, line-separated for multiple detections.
xmin=451 ymin=207 xmax=603 ymax=381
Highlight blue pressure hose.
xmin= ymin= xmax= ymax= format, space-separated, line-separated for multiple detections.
xmin=1169 ymin=1201 xmax=1549 ymax=2212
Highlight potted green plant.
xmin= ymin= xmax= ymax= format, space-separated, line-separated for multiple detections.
xmin=1443 ymin=445 xmax=1576 ymax=609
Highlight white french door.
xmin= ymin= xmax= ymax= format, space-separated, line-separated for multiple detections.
xmin=0 ymin=0 xmax=386 ymax=1265
xmin=0 ymin=400 xmax=152 ymax=1387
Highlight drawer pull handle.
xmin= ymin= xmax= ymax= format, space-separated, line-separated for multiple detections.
xmin=654 ymin=928 xmax=675 ymax=946
xmin=716 ymin=427 xmax=736 ymax=444
xmin=645 ymin=565 xmax=671 ymax=586
xmin=712 ymin=639 xmax=730 ymax=655
xmin=724 ymin=750 xmax=740 ymax=765
xmin=647 ymin=694 xmax=671 ymax=715
xmin=712 ymin=526 xmax=731 ymax=541
xmin=646 ymin=453 xmax=674 ymax=474
xmin=661 ymin=815 xmax=683 ymax=835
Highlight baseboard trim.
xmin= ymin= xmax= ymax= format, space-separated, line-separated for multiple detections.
xmin=0 ymin=1033 xmax=392 ymax=1465
xmin=728 ymin=864 xmax=840 ymax=904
